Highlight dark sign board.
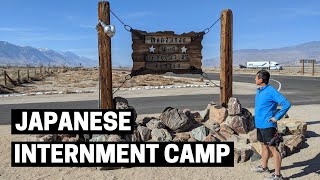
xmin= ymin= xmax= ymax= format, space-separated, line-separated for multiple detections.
xmin=300 ymin=59 xmax=316 ymax=64
xmin=131 ymin=30 xmax=204 ymax=75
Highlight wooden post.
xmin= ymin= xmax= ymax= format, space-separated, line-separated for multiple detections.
xmin=312 ymin=60 xmax=315 ymax=76
xmin=98 ymin=1 xmax=113 ymax=109
xmin=40 ymin=67 xmax=42 ymax=76
xmin=27 ymin=68 xmax=30 ymax=80
xmin=302 ymin=60 xmax=304 ymax=75
xmin=34 ymin=68 xmax=37 ymax=76
xmin=220 ymin=9 xmax=233 ymax=107
xmin=17 ymin=69 xmax=20 ymax=82
xmin=4 ymin=70 xmax=7 ymax=86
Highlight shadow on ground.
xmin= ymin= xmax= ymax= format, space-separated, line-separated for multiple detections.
xmin=282 ymin=153 xmax=320 ymax=179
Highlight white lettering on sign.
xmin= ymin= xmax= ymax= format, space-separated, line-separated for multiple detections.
xmin=145 ymin=54 xmax=190 ymax=61
xmin=145 ymin=36 xmax=191 ymax=44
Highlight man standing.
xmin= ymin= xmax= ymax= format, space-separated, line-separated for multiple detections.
xmin=251 ymin=70 xmax=291 ymax=180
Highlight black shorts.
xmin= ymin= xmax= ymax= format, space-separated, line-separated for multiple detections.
xmin=257 ymin=127 xmax=277 ymax=146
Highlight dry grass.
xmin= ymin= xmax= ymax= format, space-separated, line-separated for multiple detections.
xmin=1 ymin=65 xmax=318 ymax=94
xmin=0 ymin=67 xmax=198 ymax=94
xmin=204 ymin=66 xmax=320 ymax=76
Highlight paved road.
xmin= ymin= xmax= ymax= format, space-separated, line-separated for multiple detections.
xmin=1 ymin=73 xmax=319 ymax=125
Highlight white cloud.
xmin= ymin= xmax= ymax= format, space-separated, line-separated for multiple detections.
xmin=0 ymin=27 xmax=33 ymax=32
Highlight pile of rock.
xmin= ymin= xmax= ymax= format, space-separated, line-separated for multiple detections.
xmin=32 ymin=96 xmax=308 ymax=164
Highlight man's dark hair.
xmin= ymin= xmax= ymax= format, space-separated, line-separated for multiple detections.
xmin=257 ymin=70 xmax=270 ymax=84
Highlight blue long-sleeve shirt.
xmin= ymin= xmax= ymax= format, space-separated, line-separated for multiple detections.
xmin=255 ymin=84 xmax=291 ymax=129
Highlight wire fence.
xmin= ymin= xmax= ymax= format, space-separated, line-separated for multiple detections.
xmin=0 ymin=65 xmax=73 ymax=87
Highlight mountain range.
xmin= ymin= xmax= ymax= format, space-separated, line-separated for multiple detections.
xmin=1 ymin=40 xmax=319 ymax=67
xmin=203 ymin=41 xmax=320 ymax=67
xmin=0 ymin=41 xmax=97 ymax=67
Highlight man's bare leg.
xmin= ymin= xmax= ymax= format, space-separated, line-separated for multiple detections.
xmin=269 ymin=146 xmax=282 ymax=176
xmin=261 ymin=144 xmax=269 ymax=168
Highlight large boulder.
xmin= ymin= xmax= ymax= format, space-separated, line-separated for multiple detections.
xmin=151 ymin=128 xmax=172 ymax=142
xmin=242 ymin=108 xmax=255 ymax=131
xmin=219 ymin=123 xmax=235 ymax=139
xmin=209 ymin=105 xmax=228 ymax=124
xmin=248 ymin=129 xmax=258 ymax=143
xmin=234 ymin=147 xmax=252 ymax=163
xmin=113 ymin=97 xmax=129 ymax=109
xmin=226 ymin=115 xmax=248 ymax=134
xmin=146 ymin=119 xmax=165 ymax=129
xmin=159 ymin=107 xmax=193 ymax=132
xmin=173 ymin=132 xmax=191 ymax=142
xmin=228 ymin=97 xmax=242 ymax=116
xmin=277 ymin=120 xmax=307 ymax=135
xmin=279 ymin=134 xmax=305 ymax=157
xmin=137 ymin=126 xmax=151 ymax=142
xmin=204 ymin=134 xmax=218 ymax=142
xmin=191 ymin=125 xmax=208 ymax=141
xmin=199 ymin=102 xmax=216 ymax=121
xmin=286 ymin=121 xmax=307 ymax=135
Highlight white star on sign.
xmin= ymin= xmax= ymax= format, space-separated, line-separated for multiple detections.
xmin=181 ymin=46 xmax=188 ymax=53
xmin=149 ymin=45 xmax=155 ymax=53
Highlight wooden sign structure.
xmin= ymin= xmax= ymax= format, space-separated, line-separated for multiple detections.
xmin=131 ymin=30 xmax=204 ymax=75
xmin=300 ymin=59 xmax=316 ymax=76
xmin=97 ymin=1 xmax=233 ymax=108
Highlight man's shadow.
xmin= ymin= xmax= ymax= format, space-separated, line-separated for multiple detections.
xmin=280 ymin=130 xmax=320 ymax=179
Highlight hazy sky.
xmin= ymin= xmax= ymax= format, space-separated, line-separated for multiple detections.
xmin=0 ymin=0 xmax=319 ymax=66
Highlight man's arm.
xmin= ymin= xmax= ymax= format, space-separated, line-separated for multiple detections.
xmin=272 ymin=90 xmax=291 ymax=121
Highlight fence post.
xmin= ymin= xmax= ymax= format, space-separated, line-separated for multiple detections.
xmin=4 ymin=70 xmax=7 ymax=86
xmin=34 ymin=68 xmax=37 ymax=76
xmin=27 ymin=68 xmax=30 ymax=80
xmin=302 ymin=60 xmax=304 ymax=75
xmin=40 ymin=67 xmax=42 ymax=76
xmin=17 ymin=69 xmax=20 ymax=82
xmin=312 ymin=60 xmax=315 ymax=76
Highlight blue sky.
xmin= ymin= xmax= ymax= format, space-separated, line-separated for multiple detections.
xmin=0 ymin=0 xmax=320 ymax=66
